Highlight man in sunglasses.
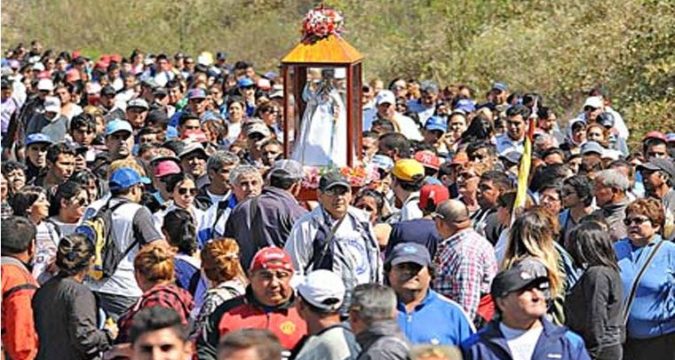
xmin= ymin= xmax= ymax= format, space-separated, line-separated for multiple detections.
xmin=638 ymin=159 xmax=675 ymax=240
xmin=591 ymin=169 xmax=631 ymax=242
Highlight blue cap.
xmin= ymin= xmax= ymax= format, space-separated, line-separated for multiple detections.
xmin=580 ymin=141 xmax=604 ymax=156
xmin=454 ymin=99 xmax=475 ymax=113
xmin=25 ymin=133 xmax=53 ymax=147
xmin=165 ymin=126 xmax=179 ymax=140
xmin=264 ymin=71 xmax=278 ymax=80
xmin=109 ymin=167 xmax=149 ymax=191
xmin=492 ymin=82 xmax=508 ymax=92
xmin=187 ymin=88 xmax=207 ymax=100
xmin=105 ymin=119 xmax=133 ymax=136
xmin=385 ymin=243 xmax=431 ymax=267
xmin=424 ymin=116 xmax=447 ymax=132
xmin=237 ymin=77 xmax=255 ymax=88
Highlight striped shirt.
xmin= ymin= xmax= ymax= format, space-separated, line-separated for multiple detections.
xmin=432 ymin=228 xmax=498 ymax=321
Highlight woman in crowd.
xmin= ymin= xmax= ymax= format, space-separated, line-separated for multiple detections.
xmin=502 ymin=207 xmax=567 ymax=324
xmin=116 ymin=243 xmax=194 ymax=343
xmin=10 ymin=186 xmax=60 ymax=282
xmin=614 ymin=198 xmax=674 ymax=359
xmin=192 ymin=238 xmax=247 ymax=336
xmin=254 ymin=101 xmax=281 ymax=137
xmin=225 ymin=98 xmax=247 ymax=144
xmin=561 ymin=119 xmax=587 ymax=155
xmin=32 ymin=234 xmax=118 ymax=359
xmin=353 ymin=188 xmax=386 ymax=225
xmin=564 ymin=222 xmax=624 ymax=360
xmin=2 ymin=160 xmax=27 ymax=196
xmin=55 ymin=82 xmax=83 ymax=121
xmin=558 ymin=175 xmax=595 ymax=248
xmin=48 ymin=180 xmax=89 ymax=236
xmin=153 ymin=173 xmax=205 ymax=244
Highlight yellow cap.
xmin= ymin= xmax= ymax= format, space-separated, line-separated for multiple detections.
xmin=392 ymin=159 xmax=425 ymax=182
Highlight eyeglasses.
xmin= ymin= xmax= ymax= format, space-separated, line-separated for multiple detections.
xmin=323 ymin=187 xmax=350 ymax=196
xmin=623 ymin=217 xmax=650 ymax=226
xmin=177 ymin=187 xmax=197 ymax=196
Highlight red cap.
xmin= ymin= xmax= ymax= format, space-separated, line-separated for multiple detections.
xmin=110 ymin=54 xmax=122 ymax=63
xmin=414 ymin=150 xmax=441 ymax=171
xmin=181 ymin=129 xmax=209 ymax=143
xmin=450 ymin=152 xmax=469 ymax=166
xmin=95 ymin=61 xmax=109 ymax=70
xmin=643 ymin=131 xmax=667 ymax=142
xmin=419 ymin=184 xmax=450 ymax=212
xmin=66 ymin=69 xmax=81 ymax=83
xmin=153 ymin=160 xmax=181 ymax=178
xmin=250 ymin=247 xmax=294 ymax=273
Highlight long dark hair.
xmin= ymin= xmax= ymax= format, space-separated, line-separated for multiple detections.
xmin=568 ymin=222 xmax=619 ymax=271
xmin=162 ymin=208 xmax=197 ymax=255
xmin=56 ymin=234 xmax=94 ymax=276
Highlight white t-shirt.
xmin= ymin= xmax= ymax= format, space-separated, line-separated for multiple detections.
xmin=206 ymin=189 xmax=227 ymax=206
xmin=499 ymin=322 xmax=544 ymax=360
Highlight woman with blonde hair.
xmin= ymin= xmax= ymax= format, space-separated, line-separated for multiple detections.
xmin=502 ymin=206 xmax=569 ymax=324
xmin=116 ymin=243 xmax=194 ymax=343
xmin=192 ymin=238 xmax=247 ymax=335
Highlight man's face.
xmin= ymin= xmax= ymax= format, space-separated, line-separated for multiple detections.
xmin=469 ymin=147 xmax=495 ymax=167
xmin=387 ymin=262 xmax=430 ymax=295
xmin=99 ymin=93 xmax=115 ymax=108
xmin=5 ymin=169 xmax=26 ymax=192
xmin=362 ymin=137 xmax=378 ymax=159
xmin=448 ymin=115 xmax=467 ymax=139
xmin=124 ymin=76 xmax=136 ymax=90
xmin=180 ymin=153 xmax=207 ymax=178
xmin=2 ymin=88 xmax=13 ymax=101
xmin=168 ymin=87 xmax=182 ymax=105
xmin=208 ymin=163 xmax=236 ymax=190
xmin=250 ymin=268 xmax=293 ymax=306
xmin=477 ymin=179 xmax=500 ymax=209
xmin=376 ymin=103 xmax=395 ymax=120
xmin=539 ymin=188 xmax=562 ymax=214
xmin=497 ymin=283 xmax=548 ymax=323
xmin=261 ymin=144 xmax=283 ymax=167
xmin=593 ymin=181 xmax=614 ymax=207
xmin=231 ymin=173 xmax=262 ymax=201
xmin=189 ymin=98 xmax=207 ymax=115
xmin=132 ymin=328 xmax=192 ymax=360
xmin=319 ymin=186 xmax=352 ymax=219
xmin=538 ymin=115 xmax=556 ymax=132
xmin=105 ymin=131 xmax=133 ymax=159
xmin=561 ymin=184 xmax=580 ymax=209
xmin=640 ymin=169 xmax=665 ymax=195
xmin=179 ymin=119 xmax=201 ymax=137
xmin=139 ymin=133 xmax=158 ymax=145
xmin=49 ymin=153 xmax=76 ymax=181
xmin=506 ymin=115 xmax=526 ymax=140
xmin=456 ymin=168 xmax=480 ymax=196
xmin=584 ymin=105 xmax=603 ymax=121
xmin=420 ymin=91 xmax=437 ymax=107
xmin=27 ymin=143 xmax=49 ymax=167
xmin=126 ymin=108 xmax=148 ymax=129
xmin=72 ymin=126 xmax=95 ymax=146
xmin=423 ymin=129 xmax=443 ymax=145
xmin=157 ymin=58 xmax=171 ymax=72
xmin=645 ymin=143 xmax=668 ymax=159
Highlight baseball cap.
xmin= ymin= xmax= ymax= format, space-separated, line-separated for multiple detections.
xmin=454 ymin=99 xmax=475 ymax=113
xmin=182 ymin=129 xmax=209 ymax=144
xmin=642 ymin=131 xmax=667 ymax=143
xmin=420 ymin=81 xmax=439 ymax=94
xmin=153 ymin=87 xmax=168 ymax=97
xmin=414 ymin=150 xmax=441 ymax=171
xmin=375 ymin=90 xmax=396 ymax=106
xmin=392 ymin=159 xmax=425 ymax=182
xmin=187 ymin=88 xmax=207 ymax=100
xmin=637 ymin=158 xmax=675 ymax=179
xmin=419 ymin=184 xmax=450 ymax=212
xmin=37 ymin=78 xmax=54 ymax=92
xmin=249 ymin=247 xmax=294 ymax=273
xmin=25 ymin=133 xmax=53 ymax=147
xmin=32 ymin=62 xmax=45 ymax=72
xmin=43 ymin=96 xmax=61 ymax=113
xmin=580 ymin=141 xmax=604 ymax=156
xmin=370 ymin=154 xmax=394 ymax=173
xmin=105 ymin=119 xmax=133 ymax=136
xmin=269 ymin=160 xmax=304 ymax=181
xmin=296 ymin=270 xmax=345 ymax=312
xmin=450 ymin=152 xmax=469 ymax=166
xmin=424 ymin=116 xmax=447 ymax=132
xmin=666 ymin=133 xmax=675 ymax=143
xmin=100 ymin=85 xmax=116 ymax=97
xmin=319 ymin=171 xmax=351 ymax=192
xmin=491 ymin=258 xmax=549 ymax=299
xmin=596 ymin=112 xmax=615 ymax=128
xmin=127 ymin=98 xmax=149 ymax=111
xmin=491 ymin=82 xmax=508 ymax=92
xmin=245 ymin=121 xmax=272 ymax=137
xmin=153 ymin=160 xmax=182 ymax=178
xmin=385 ymin=243 xmax=432 ymax=268
xmin=583 ymin=96 xmax=603 ymax=109
xmin=109 ymin=167 xmax=146 ymax=191
xmin=178 ymin=142 xmax=208 ymax=159
xmin=237 ymin=77 xmax=255 ymax=88
xmin=498 ymin=151 xmax=522 ymax=165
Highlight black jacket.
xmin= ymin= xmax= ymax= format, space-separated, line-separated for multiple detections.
xmin=564 ymin=265 xmax=624 ymax=358
xmin=32 ymin=275 xmax=113 ymax=360
xmin=355 ymin=320 xmax=409 ymax=360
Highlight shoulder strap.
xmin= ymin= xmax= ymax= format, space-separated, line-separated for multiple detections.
xmin=304 ymin=214 xmax=346 ymax=273
xmin=623 ymin=240 xmax=666 ymax=325
xmin=3 ymin=283 xmax=38 ymax=299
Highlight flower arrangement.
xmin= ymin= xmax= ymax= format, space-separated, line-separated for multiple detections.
xmin=302 ymin=165 xmax=380 ymax=189
xmin=301 ymin=5 xmax=345 ymax=43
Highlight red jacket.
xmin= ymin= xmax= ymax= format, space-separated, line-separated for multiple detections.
xmin=1 ymin=256 xmax=39 ymax=360
xmin=196 ymin=286 xmax=307 ymax=360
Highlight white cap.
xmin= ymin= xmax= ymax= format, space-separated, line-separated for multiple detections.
xmin=376 ymin=90 xmax=396 ymax=106
xmin=37 ymin=78 xmax=54 ymax=92
xmin=32 ymin=62 xmax=45 ymax=72
xmin=583 ymin=96 xmax=603 ymax=109
xmin=334 ymin=68 xmax=346 ymax=79
xmin=296 ymin=270 xmax=345 ymax=312
xmin=43 ymin=96 xmax=61 ymax=113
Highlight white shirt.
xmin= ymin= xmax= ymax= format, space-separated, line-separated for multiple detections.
xmin=400 ymin=192 xmax=423 ymax=221
xmin=496 ymin=133 xmax=525 ymax=155
xmin=499 ymin=322 xmax=544 ymax=360
xmin=393 ymin=113 xmax=424 ymax=141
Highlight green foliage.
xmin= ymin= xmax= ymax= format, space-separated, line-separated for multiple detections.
xmin=3 ymin=0 xmax=673 ymax=145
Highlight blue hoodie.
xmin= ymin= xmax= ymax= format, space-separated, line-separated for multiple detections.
xmin=461 ymin=317 xmax=590 ymax=360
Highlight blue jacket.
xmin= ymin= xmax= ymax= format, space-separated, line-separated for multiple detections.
xmin=460 ymin=317 xmax=591 ymax=360
xmin=397 ymin=290 xmax=474 ymax=346
xmin=614 ymin=235 xmax=675 ymax=339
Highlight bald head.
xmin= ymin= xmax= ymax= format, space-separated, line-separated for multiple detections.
xmin=435 ymin=199 xmax=470 ymax=224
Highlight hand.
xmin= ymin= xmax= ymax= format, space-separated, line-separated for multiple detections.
xmin=104 ymin=319 xmax=119 ymax=340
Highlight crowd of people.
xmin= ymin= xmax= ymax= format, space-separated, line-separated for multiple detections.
xmin=1 ymin=40 xmax=674 ymax=360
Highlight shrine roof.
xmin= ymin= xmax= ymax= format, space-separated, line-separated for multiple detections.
xmin=282 ymin=35 xmax=363 ymax=64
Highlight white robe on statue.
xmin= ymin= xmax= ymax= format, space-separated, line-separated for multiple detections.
xmin=292 ymin=83 xmax=347 ymax=167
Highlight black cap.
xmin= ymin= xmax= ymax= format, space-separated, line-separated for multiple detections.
xmin=319 ymin=171 xmax=350 ymax=192
xmin=638 ymin=158 xmax=675 ymax=179
xmin=385 ymin=243 xmax=431 ymax=267
xmin=101 ymin=85 xmax=116 ymax=96
xmin=491 ymin=258 xmax=549 ymax=299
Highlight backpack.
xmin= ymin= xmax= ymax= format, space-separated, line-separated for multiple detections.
xmin=75 ymin=200 xmax=138 ymax=280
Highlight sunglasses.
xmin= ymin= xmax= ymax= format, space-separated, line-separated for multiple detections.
xmin=584 ymin=106 xmax=598 ymax=112
xmin=623 ymin=217 xmax=650 ymax=226
xmin=70 ymin=197 xmax=89 ymax=207
xmin=177 ymin=187 xmax=197 ymax=196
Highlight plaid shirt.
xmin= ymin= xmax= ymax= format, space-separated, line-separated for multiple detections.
xmin=432 ymin=228 xmax=497 ymax=321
